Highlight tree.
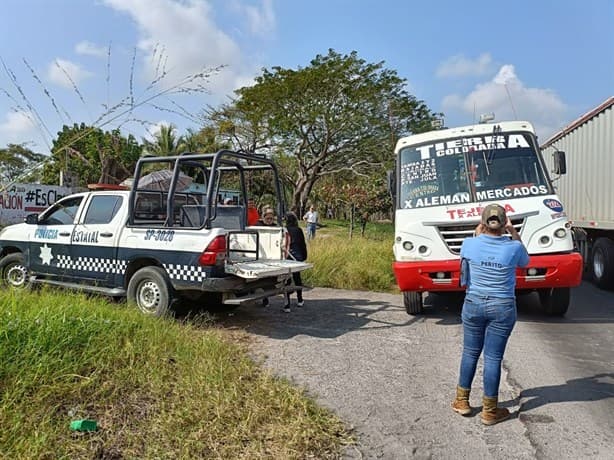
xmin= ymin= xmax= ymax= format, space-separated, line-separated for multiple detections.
xmin=207 ymin=49 xmax=439 ymax=213
xmin=41 ymin=123 xmax=142 ymax=186
xmin=142 ymin=123 xmax=182 ymax=156
xmin=179 ymin=126 xmax=230 ymax=153
xmin=0 ymin=144 xmax=46 ymax=187
xmin=319 ymin=176 xmax=391 ymax=238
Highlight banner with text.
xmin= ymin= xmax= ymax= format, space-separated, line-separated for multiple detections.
xmin=0 ymin=184 xmax=74 ymax=226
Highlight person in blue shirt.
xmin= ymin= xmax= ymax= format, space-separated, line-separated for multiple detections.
xmin=452 ymin=204 xmax=529 ymax=425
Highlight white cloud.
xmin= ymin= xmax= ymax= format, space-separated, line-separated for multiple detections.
xmin=441 ymin=64 xmax=568 ymax=139
xmin=47 ymin=59 xmax=93 ymax=89
xmin=75 ymin=41 xmax=108 ymax=58
xmin=102 ymin=0 xmax=263 ymax=97
xmin=436 ymin=53 xmax=493 ymax=78
xmin=0 ymin=111 xmax=35 ymax=134
xmin=230 ymin=0 xmax=275 ymax=37
xmin=0 ymin=111 xmax=43 ymax=149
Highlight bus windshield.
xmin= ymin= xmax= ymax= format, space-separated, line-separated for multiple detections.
xmin=398 ymin=132 xmax=551 ymax=209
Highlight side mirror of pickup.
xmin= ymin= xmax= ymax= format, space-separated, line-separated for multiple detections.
xmin=553 ymin=150 xmax=567 ymax=175
xmin=25 ymin=213 xmax=39 ymax=225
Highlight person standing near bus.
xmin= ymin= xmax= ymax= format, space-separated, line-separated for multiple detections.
xmin=303 ymin=205 xmax=318 ymax=240
xmin=451 ymin=204 xmax=529 ymax=425
xmin=282 ymin=212 xmax=307 ymax=312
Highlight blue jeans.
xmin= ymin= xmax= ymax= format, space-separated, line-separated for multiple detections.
xmin=458 ymin=293 xmax=516 ymax=397
xmin=306 ymin=223 xmax=317 ymax=240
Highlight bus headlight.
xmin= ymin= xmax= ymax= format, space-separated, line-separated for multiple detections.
xmin=539 ymin=235 xmax=551 ymax=246
xmin=418 ymin=245 xmax=429 ymax=255
xmin=554 ymin=228 xmax=567 ymax=238
xmin=403 ymin=241 xmax=414 ymax=251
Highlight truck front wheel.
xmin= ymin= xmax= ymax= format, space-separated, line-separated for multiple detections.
xmin=0 ymin=253 xmax=29 ymax=289
xmin=403 ymin=291 xmax=424 ymax=315
xmin=538 ymin=287 xmax=570 ymax=316
xmin=127 ymin=266 xmax=173 ymax=316
xmin=591 ymin=238 xmax=614 ymax=290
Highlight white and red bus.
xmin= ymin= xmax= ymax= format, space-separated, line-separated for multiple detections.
xmin=391 ymin=120 xmax=582 ymax=316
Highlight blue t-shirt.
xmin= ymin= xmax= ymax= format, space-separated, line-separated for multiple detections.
xmin=460 ymin=234 xmax=529 ymax=298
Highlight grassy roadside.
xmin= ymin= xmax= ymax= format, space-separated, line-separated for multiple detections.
xmin=0 ymin=219 xmax=394 ymax=457
xmin=302 ymin=219 xmax=398 ymax=293
xmin=0 ymin=288 xmax=352 ymax=459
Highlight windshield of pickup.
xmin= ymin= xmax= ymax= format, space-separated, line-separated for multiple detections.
xmin=398 ymin=132 xmax=551 ymax=209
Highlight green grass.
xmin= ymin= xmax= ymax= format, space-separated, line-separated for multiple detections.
xmin=0 ymin=219 xmax=394 ymax=458
xmin=302 ymin=220 xmax=398 ymax=293
xmin=0 ymin=288 xmax=352 ymax=459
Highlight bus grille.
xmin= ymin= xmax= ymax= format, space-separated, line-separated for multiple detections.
xmin=437 ymin=218 xmax=525 ymax=255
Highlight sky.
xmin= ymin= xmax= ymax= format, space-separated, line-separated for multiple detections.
xmin=0 ymin=0 xmax=612 ymax=155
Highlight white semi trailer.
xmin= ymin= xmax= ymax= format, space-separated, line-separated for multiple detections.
xmin=541 ymin=97 xmax=614 ymax=290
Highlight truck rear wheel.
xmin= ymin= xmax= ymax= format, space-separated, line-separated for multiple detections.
xmin=591 ymin=238 xmax=614 ymax=290
xmin=127 ymin=266 xmax=173 ymax=316
xmin=0 ymin=253 xmax=29 ymax=289
xmin=403 ymin=291 xmax=424 ymax=315
xmin=538 ymin=287 xmax=570 ymax=316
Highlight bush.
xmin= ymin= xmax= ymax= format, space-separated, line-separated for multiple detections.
xmin=303 ymin=220 xmax=397 ymax=292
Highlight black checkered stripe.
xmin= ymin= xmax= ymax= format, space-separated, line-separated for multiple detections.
xmin=56 ymin=255 xmax=128 ymax=273
xmin=163 ymin=263 xmax=205 ymax=282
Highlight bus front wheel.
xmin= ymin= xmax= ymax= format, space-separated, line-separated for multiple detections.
xmin=538 ymin=287 xmax=570 ymax=316
xmin=403 ymin=291 xmax=424 ymax=315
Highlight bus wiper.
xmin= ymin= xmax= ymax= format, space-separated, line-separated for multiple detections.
xmin=486 ymin=124 xmax=502 ymax=166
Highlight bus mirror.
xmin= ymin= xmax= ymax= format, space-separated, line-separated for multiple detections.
xmin=387 ymin=170 xmax=396 ymax=198
xmin=553 ymin=151 xmax=567 ymax=175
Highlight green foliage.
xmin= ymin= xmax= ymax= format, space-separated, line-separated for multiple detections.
xmin=0 ymin=144 xmax=46 ymax=187
xmin=41 ymin=123 xmax=142 ymax=186
xmin=142 ymin=123 xmax=182 ymax=156
xmin=303 ymin=220 xmax=397 ymax=292
xmin=208 ymin=49 xmax=440 ymax=213
xmin=180 ymin=126 xmax=230 ymax=153
xmin=0 ymin=289 xmax=351 ymax=458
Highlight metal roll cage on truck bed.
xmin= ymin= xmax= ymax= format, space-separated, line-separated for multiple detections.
xmin=389 ymin=119 xmax=583 ymax=316
xmin=0 ymin=149 xmax=311 ymax=316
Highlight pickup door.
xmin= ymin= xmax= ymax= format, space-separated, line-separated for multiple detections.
xmin=28 ymin=195 xmax=83 ymax=280
xmin=68 ymin=194 xmax=125 ymax=286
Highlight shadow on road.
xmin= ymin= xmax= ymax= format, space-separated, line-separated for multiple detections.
xmin=200 ymin=282 xmax=614 ymax=339
xmin=214 ymin=297 xmax=413 ymax=339
xmin=518 ymin=373 xmax=614 ymax=413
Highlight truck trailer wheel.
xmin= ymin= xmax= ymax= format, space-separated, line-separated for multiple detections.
xmin=0 ymin=253 xmax=29 ymax=289
xmin=538 ymin=287 xmax=570 ymax=316
xmin=127 ymin=266 xmax=173 ymax=316
xmin=591 ymin=238 xmax=614 ymax=290
xmin=403 ymin=291 xmax=424 ymax=315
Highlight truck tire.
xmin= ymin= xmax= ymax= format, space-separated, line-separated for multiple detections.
xmin=591 ymin=238 xmax=614 ymax=290
xmin=403 ymin=291 xmax=424 ymax=315
xmin=127 ymin=266 xmax=173 ymax=316
xmin=538 ymin=287 xmax=570 ymax=316
xmin=0 ymin=253 xmax=29 ymax=289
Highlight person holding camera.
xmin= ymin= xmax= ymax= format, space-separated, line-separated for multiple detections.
xmin=452 ymin=204 xmax=529 ymax=425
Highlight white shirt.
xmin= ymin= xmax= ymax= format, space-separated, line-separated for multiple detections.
xmin=303 ymin=211 xmax=318 ymax=224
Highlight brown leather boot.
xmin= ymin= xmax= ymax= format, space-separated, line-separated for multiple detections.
xmin=481 ymin=396 xmax=510 ymax=425
xmin=451 ymin=386 xmax=472 ymax=415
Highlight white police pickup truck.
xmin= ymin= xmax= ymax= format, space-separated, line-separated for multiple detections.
xmin=0 ymin=150 xmax=311 ymax=316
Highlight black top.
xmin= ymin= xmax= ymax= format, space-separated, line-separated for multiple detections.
xmin=286 ymin=225 xmax=307 ymax=261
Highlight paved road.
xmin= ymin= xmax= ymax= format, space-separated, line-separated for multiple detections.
xmin=217 ymin=283 xmax=614 ymax=459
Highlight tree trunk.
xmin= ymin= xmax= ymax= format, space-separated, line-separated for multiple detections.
xmin=292 ymin=174 xmax=317 ymax=217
